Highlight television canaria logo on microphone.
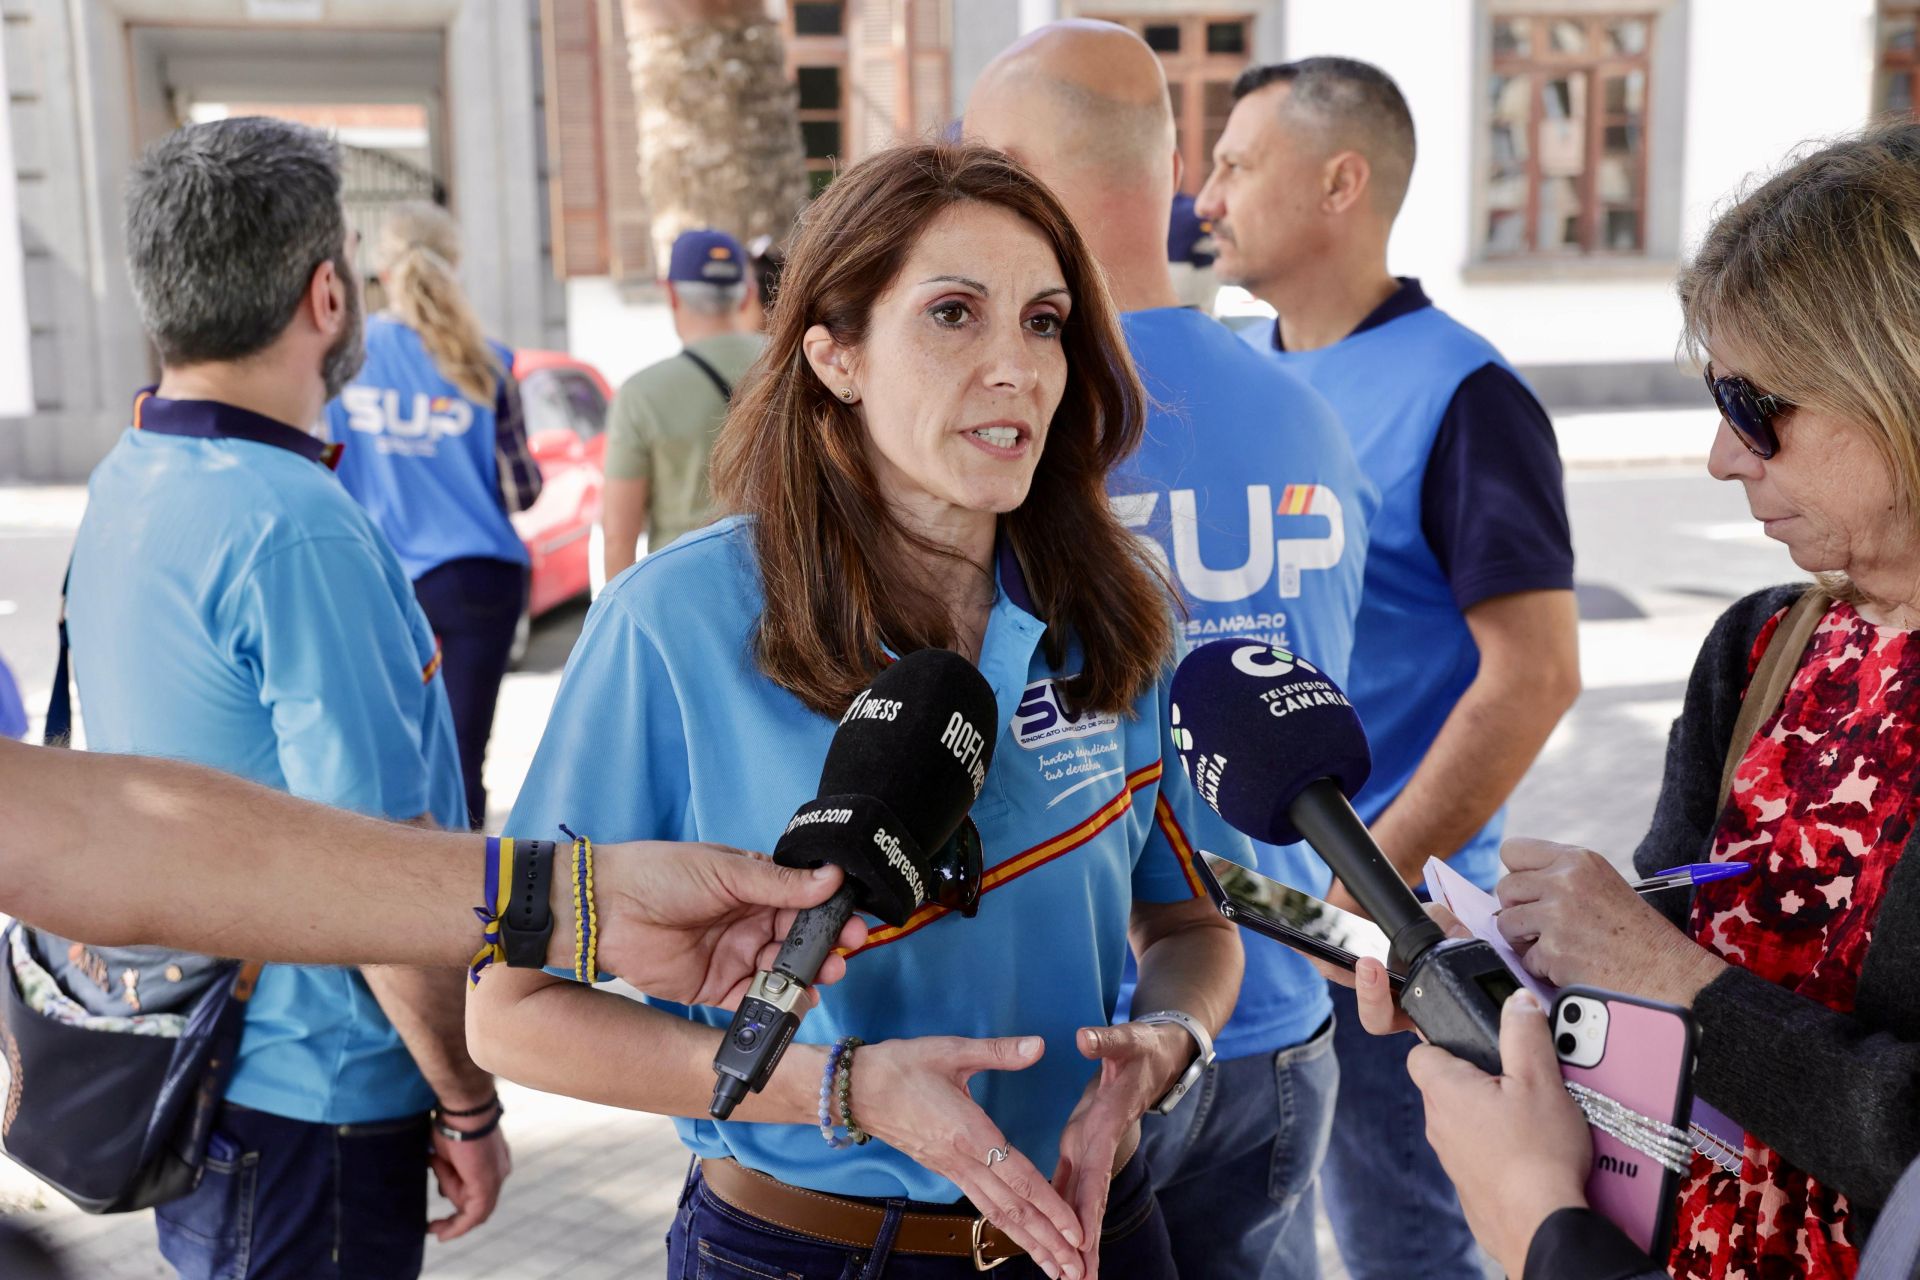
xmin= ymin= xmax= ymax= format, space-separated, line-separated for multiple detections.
xmin=1229 ymin=644 xmax=1319 ymax=679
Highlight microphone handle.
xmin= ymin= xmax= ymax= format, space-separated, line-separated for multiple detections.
xmin=709 ymin=883 xmax=857 ymax=1120
xmin=773 ymin=883 xmax=858 ymax=984
xmin=1287 ymin=778 xmax=1444 ymax=972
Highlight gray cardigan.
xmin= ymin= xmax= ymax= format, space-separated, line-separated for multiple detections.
xmin=1636 ymin=583 xmax=1920 ymax=1212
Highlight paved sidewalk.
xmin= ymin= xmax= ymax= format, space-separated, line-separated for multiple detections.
xmin=0 ymin=1081 xmax=688 ymax=1278
xmin=0 ymin=1099 xmax=1355 ymax=1277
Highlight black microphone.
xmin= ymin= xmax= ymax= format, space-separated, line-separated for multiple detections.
xmin=709 ymin=648 xmax=998 ymax=1118
xmin=1169 ymin=640 xmax=1518 ymax=1073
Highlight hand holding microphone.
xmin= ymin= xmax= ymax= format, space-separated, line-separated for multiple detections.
xmin=1169 ymin=641 xmax=1521 ymax=1073
xmin=710 ymin=648 xmax=998 ymax=1119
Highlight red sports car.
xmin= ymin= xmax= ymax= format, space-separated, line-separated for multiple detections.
xmin=510 ymin=350 xmax=611 ymax=621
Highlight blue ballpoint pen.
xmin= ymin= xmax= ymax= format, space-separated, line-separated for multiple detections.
xmin=1630 ymin=861 xmax=1754 ymax=894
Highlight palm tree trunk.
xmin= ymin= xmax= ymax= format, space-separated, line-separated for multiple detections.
xmin=623 ymin=0 xmax=808 ymax=264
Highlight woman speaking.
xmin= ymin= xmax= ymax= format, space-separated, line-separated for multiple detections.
xmin=466 ymin=143 xmax=1263 ymax=1280
xmin=327 ymin=203 xmax=543 ymax=828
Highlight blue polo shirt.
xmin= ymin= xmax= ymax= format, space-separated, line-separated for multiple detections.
xmin=1111 ymin=307 xmax=1370 ymax=1060
xmin=66 ymin=392 xmax=467 ymax=1124
xmin=505 ymin=516 xmax=1261 ymax=1201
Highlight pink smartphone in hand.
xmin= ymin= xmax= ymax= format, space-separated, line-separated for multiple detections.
xmin=1553 ymin=986 xmax=1696 ymax=1259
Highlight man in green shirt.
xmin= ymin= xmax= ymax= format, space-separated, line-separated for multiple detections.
xmin=600 ymin=228 xmax=768 ymax=580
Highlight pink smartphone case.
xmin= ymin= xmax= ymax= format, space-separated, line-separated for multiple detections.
xmin=1554 ymin=987 xmax=1695 ymax=1258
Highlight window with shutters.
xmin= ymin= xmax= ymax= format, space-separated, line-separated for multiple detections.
xmin=1879 ymin=6 xmax=1920 ymax=117
xmin=1085 ymin=13 xmax=1254 ymax=195
xmin=538 ymin=0 xmax=651 ymax=280
xmin=1483 ymin=13 xmax=1654 ymax=257
xmin=788 ymin=2 xmax=849 ymax=196
xmin=541 ymin=0 xmax=609 ymax=276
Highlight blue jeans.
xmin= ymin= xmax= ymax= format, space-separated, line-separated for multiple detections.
xmin=1137 ymin=1016 xmax=1338 ymax=1280
xmin=154 ymin=1105 xmax=430 ymax=1280
xmin=666 ymin=1147 xmax=1176 ymax=1279
xmin=1319 ymin=984 xmax=1481 ymax=1279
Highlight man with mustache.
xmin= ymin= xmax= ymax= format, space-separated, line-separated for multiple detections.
xmin=51 ymin=116 xmax=505 ymax=1278
xmin=1197 ymin=58 xmax=1580 ymax=1278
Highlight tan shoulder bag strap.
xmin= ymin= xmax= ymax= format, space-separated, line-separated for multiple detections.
xmin=230 ymin=960 xmax=266 ymax=1004
xmin=1716 ymin=588 xmax=1831 ymax=813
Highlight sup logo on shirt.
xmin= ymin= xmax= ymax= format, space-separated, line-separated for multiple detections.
xmin=1112 ymin=483 xmax=1346 ymax=602
xmin=1012 ymin=678 xmax=1119 ymax=749
xmin=340 ymin=387 xmax=475 ymax=451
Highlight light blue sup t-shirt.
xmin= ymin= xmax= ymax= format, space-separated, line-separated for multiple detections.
xmin=505 ymin=516 xmax=1263 ymax=1202
xmin=1111 ymin=307 xmax=1376 ymax=1060
xmin=67 ymin=396 xmax=468 ymax=1124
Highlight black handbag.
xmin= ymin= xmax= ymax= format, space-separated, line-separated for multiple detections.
xmin=0 ymin=923 xmax=261 ymax=1213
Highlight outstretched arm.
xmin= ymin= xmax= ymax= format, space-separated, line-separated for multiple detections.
xmin=0 ymin=738 xmax=859 ymax=1003
xmin=1342 ymin=589 xmax=1579 ymax=901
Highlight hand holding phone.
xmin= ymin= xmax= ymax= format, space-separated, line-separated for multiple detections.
xmin=1553 ymin=987 xmax=1695 ymax=1258
xmin=1196 ymin=851 xmax=1406 ymax=987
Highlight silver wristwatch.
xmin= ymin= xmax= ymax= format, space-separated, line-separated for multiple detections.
xmin=1133 ymin=1009 xmax=1215 ymax=1116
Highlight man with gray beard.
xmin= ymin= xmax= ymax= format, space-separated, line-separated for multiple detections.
xmin=49 ymin=116 xmax=507 ymax=1278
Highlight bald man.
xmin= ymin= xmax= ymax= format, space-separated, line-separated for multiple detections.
xmin=969 ymin=25 xmax=1377 ymax=1279
xmin=1196 ymin=59 xmax=1580 ymax=1279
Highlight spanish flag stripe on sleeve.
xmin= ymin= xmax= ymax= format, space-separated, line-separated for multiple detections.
xmin=849 ymin=762 xmax=1165 ymax=957
xmin=1153 ymin=794 xmax=1206 ymax=898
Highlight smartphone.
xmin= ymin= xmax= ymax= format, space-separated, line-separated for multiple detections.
xmin=1553 ymin=987 xmax=1696 ymax=1259
xmin=1195 ymin=851 xmax=1406 ymax=988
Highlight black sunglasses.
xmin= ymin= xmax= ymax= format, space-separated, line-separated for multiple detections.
xmin=1704 ymin=362 xmax=1794 ymax=459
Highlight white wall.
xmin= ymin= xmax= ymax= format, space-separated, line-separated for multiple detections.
xmin=1679 ymin=0 xmax=1876 ymax=247
xmin=448 ymin=0 xmax=556 ymax=352
xmin=1283 ymin=0 xmax=1880 ymax=369
xmin=564 ymin=279 xmax=680 ymax=389
xmin=0 ymin=31 xmax=33 ymax=419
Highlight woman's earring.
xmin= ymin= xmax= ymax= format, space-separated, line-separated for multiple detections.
xmin=838 ymin=387 xmax=855 ymax=402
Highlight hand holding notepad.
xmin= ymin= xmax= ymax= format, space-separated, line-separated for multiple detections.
xmin=1422 ymin=856 xmax=1559 ymax=1006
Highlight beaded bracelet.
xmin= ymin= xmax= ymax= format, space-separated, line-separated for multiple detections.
xmin=838 ymin=1038 xmax=870 ymax=1146
xmin=818 ymin=1036 xmax=870 ymax=1148
xmin=818 ymin=1038 xmax=854 ymax=1148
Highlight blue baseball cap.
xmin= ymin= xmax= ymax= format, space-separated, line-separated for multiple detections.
xmin=1167 ymin=194 xmax=1217 ymax=268
xmin=667 ymin=229 xmax=747 ymax=284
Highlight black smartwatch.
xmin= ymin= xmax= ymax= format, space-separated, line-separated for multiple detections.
xmin=500 ymin=838 xmax=558 ymax=968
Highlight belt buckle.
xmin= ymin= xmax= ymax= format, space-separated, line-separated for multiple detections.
xmin=970 ymin=1216 xmax=1009 ymax=1271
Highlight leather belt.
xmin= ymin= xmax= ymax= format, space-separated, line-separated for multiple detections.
xmin=698 ymin=1131 xmax=1137 ymax=1273
xmin=699 ymin=1157 xmax=1020 ymax=1269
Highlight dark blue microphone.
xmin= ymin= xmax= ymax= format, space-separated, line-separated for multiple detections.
xmin=1170 ymin=640 xmax=1517 ymax=1073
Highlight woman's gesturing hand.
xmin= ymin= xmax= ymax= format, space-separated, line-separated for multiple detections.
xmin=1495 ymin=838 xmax=1725 ymax=1005
xmin=857 ymin=1035 xmax=1088 ymax=1280
xmin=1052 ymin=1022 xmax=1193 ymax=1278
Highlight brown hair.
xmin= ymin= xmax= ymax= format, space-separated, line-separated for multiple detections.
xmin=709 ymin=142 xmax=1173 ymax=718
xmin=1678 ymin=119 xmax=1920 ymax=603
xmin=377 ymin=202 xmax=502 ymax=405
